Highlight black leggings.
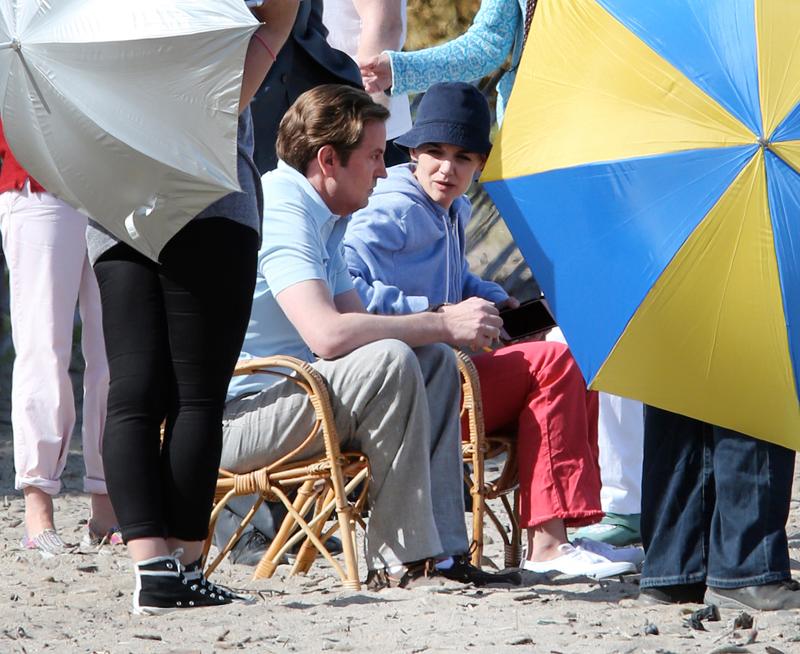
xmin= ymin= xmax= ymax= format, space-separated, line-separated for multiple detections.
xmin=94 ymin=219 xmax=258 ymax=542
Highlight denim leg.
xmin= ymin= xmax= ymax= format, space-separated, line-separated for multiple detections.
xmin=640 ymin=408 xmax=713 ymax=588
xmin=706 ymin=427 xmax=793 ymax=588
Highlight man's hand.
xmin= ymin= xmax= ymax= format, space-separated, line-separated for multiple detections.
xmin=359 ymin=53 xmax=393 ymax=94
xmin=438 ymin=298 xmax=503 ymax=351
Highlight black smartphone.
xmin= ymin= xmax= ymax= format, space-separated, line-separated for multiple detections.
xmin=499 ymin=298 xmax=556 ymax=342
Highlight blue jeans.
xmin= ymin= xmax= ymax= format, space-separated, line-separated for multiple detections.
xmin=640 ymin=407 xmax=794 ymax=589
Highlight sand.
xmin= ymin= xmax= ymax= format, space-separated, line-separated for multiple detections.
xmin=2 ymin=430 xmax=800 ymax=654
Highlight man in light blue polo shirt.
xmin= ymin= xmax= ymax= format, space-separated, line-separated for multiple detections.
xmin=221 ymin=84 xmax=520 ymax=589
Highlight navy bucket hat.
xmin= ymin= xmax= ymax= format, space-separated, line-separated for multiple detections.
xmin=395 ymin=82 xmax=492 ymax=155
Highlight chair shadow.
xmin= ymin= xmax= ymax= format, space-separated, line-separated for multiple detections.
xmin=324 ymin=594 xmax=401 ymax=608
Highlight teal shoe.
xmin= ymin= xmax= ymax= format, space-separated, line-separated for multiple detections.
xmin=571 ymin=513 xmax=641 ymax=546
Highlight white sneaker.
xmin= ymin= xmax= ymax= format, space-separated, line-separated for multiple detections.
xmin=573 ymin=537 xmax=645 ymax=567
xmin=520 ymin=543 xmax=635 ymax=579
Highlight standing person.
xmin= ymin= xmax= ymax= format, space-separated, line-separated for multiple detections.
xmin=343 ymin=83 xmax=639 ymax=579
xmin=214 ymin=0 xmax=365 ymax=556
xmin=222 ymin=83 xmax=521 ymax=589
xmin=323 ymin=0 xmax=412 ymax=165
xmin=359 ymin=0 xmax=534 ymax=124
xmin=88 ymin=1 xmax=300 ymax=615
xmin=250 ymin=0 xmax=363 ymax=174
xmin=639 ymin=408 xmax=800 ymax=610
xmin=572 ymin=394 xmax=643 ymax=546
xmin=0 ymin=120 xmax=117 ymax=556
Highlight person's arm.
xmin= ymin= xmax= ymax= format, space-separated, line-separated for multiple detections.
xmin=352 ymin=0 xmax=404 ymax=108
xmin=239 ymin=0 xmax=301 ymax=112
xmin=360 ymin=0 xmax=519 ymax=96
xmin=352 ymin=0 xmax=404 ymax=62
xmin=275 ymin=280 xmax=501 ymax=359
xmin=350 ymin=275 xmax=430 ymax=314
xmin=343 ymin=207 xmax=430 ymax=314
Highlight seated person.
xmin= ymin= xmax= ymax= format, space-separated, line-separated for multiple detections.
xmin=343 ymin=82 xmax=637 ymax=578
xmin=221 ymin=84 xmax=520 ymax=589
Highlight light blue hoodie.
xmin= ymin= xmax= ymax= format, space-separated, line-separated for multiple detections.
xmin=344 ymin=163 xmax=508 ymax=315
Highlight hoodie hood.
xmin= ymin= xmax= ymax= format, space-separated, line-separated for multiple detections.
xmin=370 ymin=163 xmax=471 ymax=218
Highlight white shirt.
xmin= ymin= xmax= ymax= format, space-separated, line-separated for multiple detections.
xmin=323 ymin=0 xmax=412 ymax=140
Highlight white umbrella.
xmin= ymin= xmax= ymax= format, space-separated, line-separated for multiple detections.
xmin=0 ymin=0 xmax=259 ymax=260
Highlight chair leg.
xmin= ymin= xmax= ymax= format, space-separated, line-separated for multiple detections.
xmin=204 ymin=491 xmax=267 ymax=578
xmin=469 ymin=439 xmax=486 ymax=567
xmin=328 ymin=462 xmax=361 ymax=591
xmin=291 ymin=488 xmax=332 ymax=575
xmin=503 ymin=489 xmax=522 ymax=568
xmin=253 ymin=480 xmax=316 ymax=580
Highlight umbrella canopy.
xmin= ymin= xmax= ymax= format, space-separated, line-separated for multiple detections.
xmin=0 ymin=0 xmax=259 ymax=260
xmin=482 ymin=0 xmax=800 ymax=449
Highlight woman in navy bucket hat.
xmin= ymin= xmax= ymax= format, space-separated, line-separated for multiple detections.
xmin=343 ymin=82 xmax=643 ymax=580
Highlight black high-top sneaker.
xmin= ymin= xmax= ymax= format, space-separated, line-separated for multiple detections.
xmin=183 ymin=558 xmax=257 ymax=605
xmin=132 ymin=555 xmax=233 ymax=615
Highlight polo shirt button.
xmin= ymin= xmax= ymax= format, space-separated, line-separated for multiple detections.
xmin=280 ymin=73 xmax=288 ymax=84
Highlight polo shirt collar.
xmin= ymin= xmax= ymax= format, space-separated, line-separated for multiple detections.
xmin=276 ymin=160 xmax=339 ymax=229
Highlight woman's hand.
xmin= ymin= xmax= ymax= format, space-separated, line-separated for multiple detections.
xmin=359 ymin=53 xmax=393 ymax=94
xmin=496 ymin=296 xmax=520 ymax=311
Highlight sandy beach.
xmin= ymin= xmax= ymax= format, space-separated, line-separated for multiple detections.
xmin=1 ymin=429 xmax=800 ymax=654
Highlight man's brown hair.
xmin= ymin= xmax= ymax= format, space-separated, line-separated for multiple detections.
xmin=276 ymin=84 xmax=390 ymax=173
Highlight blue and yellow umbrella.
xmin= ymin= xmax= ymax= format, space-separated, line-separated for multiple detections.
xmin=482 ymin=0 xmax=800 ymax=449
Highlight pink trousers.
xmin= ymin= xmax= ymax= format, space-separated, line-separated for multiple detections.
xmin=468 ymin=341 xmax=602 ymax=528
xmin=0 ymin=185 xmax=109 ymax=495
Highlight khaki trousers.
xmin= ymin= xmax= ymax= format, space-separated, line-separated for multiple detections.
xmin=221 ymin=339 xmax=467 ymax=569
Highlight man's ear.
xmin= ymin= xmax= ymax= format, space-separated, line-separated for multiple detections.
xmin=408 ymin=147 xmax=419 ymax=163
xmin=317 ymin=144 xmax=339 ymax=177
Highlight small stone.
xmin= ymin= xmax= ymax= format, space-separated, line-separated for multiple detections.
xmin=733 ymin=612 xmax=754 ymax=630
xmin=644 ymin=622 xmax=659 ymax=636
xmin=506 ymin=637 xmax=534 ymax=646
xmin=133 ymin=633 xmax=163 ymax=641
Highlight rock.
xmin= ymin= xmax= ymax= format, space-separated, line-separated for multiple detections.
xmin=733 ymin=612 xmax=754 ymax=630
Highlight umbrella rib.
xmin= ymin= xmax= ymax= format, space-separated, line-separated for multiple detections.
xmin=17 ymin=54 xmax=235 ymax=187
xmin=14 ymin=47 xmax=50 ymax=114
xmin=706 ymin=164 xmax=757 ymax=379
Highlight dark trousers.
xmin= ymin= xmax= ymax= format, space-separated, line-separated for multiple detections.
xmin=94 ymin=219 xmax=258 ymax=542
xmin=640 ymin=407 xmax=794 ymax=589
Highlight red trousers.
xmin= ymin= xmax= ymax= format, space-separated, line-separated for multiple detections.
xmin=468 ymin=341 xmax=602 ymax=529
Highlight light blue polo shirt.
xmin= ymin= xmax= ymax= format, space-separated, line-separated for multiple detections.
xmin=227 ymin=161 xmax=354 ymax=401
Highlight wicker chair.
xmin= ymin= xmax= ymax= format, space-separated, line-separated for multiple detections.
xmin=454 ymin=350 xmax=522 ymax=569
xmin=202 ymin=355 xmax=370 ymax=590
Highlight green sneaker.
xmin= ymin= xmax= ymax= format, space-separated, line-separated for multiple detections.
xmin=571 ymin=513 xmax=641 ymax=546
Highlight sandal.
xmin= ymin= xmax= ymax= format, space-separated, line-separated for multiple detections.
xmin=21 ymin=528 xmax=67 ymax=558
xmin=366 ymin=559 xmax=438 ymax=591
xmin=82 ymin=521 xmax=124 ymax=547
